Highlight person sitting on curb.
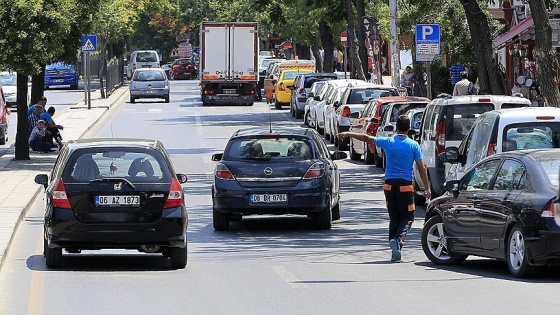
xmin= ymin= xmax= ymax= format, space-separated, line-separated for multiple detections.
xmin=28 ymin=104 xmax=50 ymax=134
xmin=28 ymin=120 xmax=53 ymax=153
xmin=40 ymin=106 xmax=64 ymax=149
xmin=28 ymin=96 xmax=47 ymax=115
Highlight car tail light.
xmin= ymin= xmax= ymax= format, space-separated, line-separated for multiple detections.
xmin=478 ymin=98 xmax=491 ymax=102
xmin=303 ymin=162 xmax=325 ymax=179
xmin=341 ymin=106 xmax=351 ymax=118
xmin=215 ymin=163 xmax=235 ymax=180
xmin=279 ymin=82 xmax=285 ymax=91
xmin=204 ymin=90 xmax=215 ymax=95
xmin=164 ymin=178 xmax=184 ymax=209
xmin=436 ymin=120 xmax=446 ymax=155
xmin=541 ymin=201 xmax=557 ymax=217
xmin=298 ymin=88 xmax=306 ymax=96
xmin=52 ymin=179 xmax=71 ymax=209
xmin=537 ymin=116 xmax=555 ymax=120
xmin=486 ymin=142 xmax=497 ymax=156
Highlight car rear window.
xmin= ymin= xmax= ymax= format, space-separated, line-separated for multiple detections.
xmin=388 ymin=102 xmax=428 ymax=122
xmin=303 ymin=76 xmax=335 ymax=88
xmin=538 ymin=158 xmax=560 ymax=187
xmin=135 ymin=52 xmax=158 ymax=63
xmin=175 ymin=59 xmax=192 ymax=65
xmin=410 ymin=111 xmax=424 ymax=130
xmin=504 ymin=122 xmax=560 ymax=151
xmin=133 ymin=71 xmax=165 ymax=81
xmin=445 ymin=104 xmax=493 ymax=141
xmin=283 ymin=72 xmax=303 ymax=80
xmin=225 ymin=138 xmax=314 ymax=161
xmin=63 ymin=149 xmax=172 ymax=183
xmin=501 ymin=103 xmax=528 ymax=109
xmin=370 ymin=89 xmax=399 ymax=98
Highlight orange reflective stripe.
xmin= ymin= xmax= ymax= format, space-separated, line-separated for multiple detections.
xmin=203 ymin=75 xmax=219 ymax=80
xmin=239 ymin=75 xmax=256 ymax=80
xmin=408 ymin=204 xmax=415 ymax=212
xmin=399 ymin=185 xmax=414 ymax=192
xmin=383 ymin=184 xmax=392 ymax=191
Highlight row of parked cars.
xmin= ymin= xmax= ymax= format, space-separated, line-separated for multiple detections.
xmin=279 ymin=72 xmax=560 ymax=277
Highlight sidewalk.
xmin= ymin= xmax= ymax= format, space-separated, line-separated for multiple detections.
xmin=0 ymin=85 xmax=129 ymax=269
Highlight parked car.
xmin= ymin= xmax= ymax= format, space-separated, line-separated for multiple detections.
xmin=374 ymin=98 xmax=430 ymax=166
xmin=34 ymin=138 xmax=189 ymax=269
xmin=211 ymin=127 xmax=347 ymax=231
xmin=0 ymin=71 xmax=31 ymax=108
xmin=442 ymin=106 xmax=560 ymax=184
xmin=0 ymin=85 xmax=7 ymax=145
xmin=44 ymin=63 xmax=79 ymax=90
xmin=406 ymin=107 xmax=426 ymax=135
xmin=161 ymin=63 xmax=173 ymax=79
xmin=274 ymin=69 xmax=313 ymax=109
xmin=347 ymin=95 xmax=413 ymax=165
xmin=304 ymin=81 xmax=327 ymax=128
xmin=308 ymin=81 xmax=332 ymax=132
xmin=171 ymin=58 xmax=197 ymax=80
xmin=289 ymin=72 xmax=338 ymax=119
xmin=129 ymin=68 xmax=170 ymax=103
xmin=422 ymin=149 xmax=560 ymax=278
xmin=412 ymin=94 xmax=532 ymax=201
xmin=331 ymin=84 xmax=404 ymax=151
xmin=127 ymin=50 xmax=161 ymax=79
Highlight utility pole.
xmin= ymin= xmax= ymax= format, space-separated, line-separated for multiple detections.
xmin=389 ymin=0 xmax=400 ymax=87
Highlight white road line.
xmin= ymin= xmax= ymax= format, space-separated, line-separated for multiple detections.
xmin=271 ymin=266 xmax=308 ymax=289
xmin=195 ymin=113 xmax=204 ymax=135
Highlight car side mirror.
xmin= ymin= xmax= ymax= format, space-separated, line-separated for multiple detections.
xmin=34 ymin=174 xmax=48 ymax=188
xmin=370 ymin=117 xmax=379 ymax=124
xmin=212 ymin=153 xmax=223 ymax=161
xmin=445 ymin=180 xmax=459 ymax=196
xmin=176 ymin=174 xmax=188 ymax=184
xmin=331 ymin=151 xmax=348 ymax=160
xmin=384 ymin=125 xmax=395 ymax=132
xmin=438 ymin=146 xmax=460 ymax=163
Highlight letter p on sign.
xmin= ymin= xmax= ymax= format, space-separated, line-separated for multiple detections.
xmin=421 ymin=26 xmax=433 ymax=40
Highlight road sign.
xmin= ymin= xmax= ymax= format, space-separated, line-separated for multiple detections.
xmin=341 ymin=31 xmax=347 ymax=46
xmin=415 ymin=24 xmax=440 ymax=62
xmin=81 ymin=34 xmax=97 ymax=52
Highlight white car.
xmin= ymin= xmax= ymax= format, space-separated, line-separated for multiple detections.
xmin=308 ymin=82 xmax=331 ymax=133
xmin=304 ymin=81 xmax=327 ymax=127
xmin=0 ymin=71 xmax=30 ymax=108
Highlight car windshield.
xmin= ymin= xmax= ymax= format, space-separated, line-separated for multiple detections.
xmin=504 ymin=123 xmax=560 ymax=151
xmin=0 ymin=73 xmax=16 ymax=85
xmin=133 ymin=71 xmax=165 ymax=81
xmin=388 ymin=103 xmax=428 ymax=122
xmin=225 ymin=138 xmax=314 ymax=161
xmin=64 ymin=148 xmax=171 ymax=183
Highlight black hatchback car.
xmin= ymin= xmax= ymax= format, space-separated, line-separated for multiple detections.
xmin=35 ymin=138 xmax=189 ymax=269
xmin=211 ymin=128 xmax=347 ymax=231
xmin=422 ymin=149 xmax=560 ymax=277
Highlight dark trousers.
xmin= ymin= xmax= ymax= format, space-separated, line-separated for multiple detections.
xmin=29 ymin=135 xmax=51 ymax=152
xmin=383 ymin=179 xmax=415 ymax=241
xmin=46 ymin=126 xmax=62 ymax=145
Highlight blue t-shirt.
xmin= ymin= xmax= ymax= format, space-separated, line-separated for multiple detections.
xmin=39 ymin=112 xmax=53 ymax=124
xmin=374 ymin=135 xmax=422 ymax=182
xmin=450 ymin=64 xmax=465 ymax=86
xmin=28 ymin=104 xmax=46 ymax=116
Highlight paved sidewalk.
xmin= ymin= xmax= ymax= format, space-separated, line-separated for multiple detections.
xmin=0 ymin=85 xmax=129 ymax=269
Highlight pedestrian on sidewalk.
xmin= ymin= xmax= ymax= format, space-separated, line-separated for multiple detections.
xmin=28 ymin=104 xmax=49 ymax=134
xmin=453 ymin=71 xmax=477 ymax=96
xmin=40 ymin=106 xmax=64 ymax=149
xmin=28 ymin=120 xmax=52 ymax=153
xmin=28 ymin=96 xmax=47 ymax=115
xmin=339 ymin=115 xmax=431 ymax=262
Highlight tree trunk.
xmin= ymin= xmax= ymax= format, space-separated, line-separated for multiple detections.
xmin=311 ymin=34 xmax=323 ymax=72
xmin=459 ymin=0 xmax=509 ymax=95
xmin=31 ymin=64 xmax=45 ymax=104
xmin=319 ymin=21 xmax=334 ymax=73
xmin=346 ymin=0 xmax=366 ymax=80
xmin=355 ymin=0 xmax=369 ymax=77
xmin=15 ymin=74 xmax=30 ymax=160
xmin=528 ymin=0 xmax=560 ymax=106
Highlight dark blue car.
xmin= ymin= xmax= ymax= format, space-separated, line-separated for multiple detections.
xmin=44 ymin=63 xmax=79 ymax=89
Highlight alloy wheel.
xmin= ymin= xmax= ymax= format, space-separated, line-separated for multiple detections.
xmin=508 ymin=230 xmax=525 ymax=272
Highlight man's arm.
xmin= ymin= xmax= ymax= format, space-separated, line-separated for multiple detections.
xmin=415 ymin=159 xmax=431 ymax=200
xmin=339 ymin=132 xmax=376 ymax=150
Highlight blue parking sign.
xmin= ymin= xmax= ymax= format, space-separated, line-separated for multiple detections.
xmin=81 ymin=35 xmax=97 ymax=52
xmin=415 ymin=24 xmax=440 ymax=62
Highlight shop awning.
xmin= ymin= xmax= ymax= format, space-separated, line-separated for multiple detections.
xmin=493 ymin=16 xmax=534 ymax=48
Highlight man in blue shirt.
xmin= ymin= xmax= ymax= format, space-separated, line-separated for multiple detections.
xmin=340 ymin=116 xmax=431 ymax=262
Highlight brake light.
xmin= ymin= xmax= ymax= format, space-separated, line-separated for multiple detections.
xmin=204 ymin=90 xmax=215 ymax=95
xmin=541 ymin=201 xmax=557 ymax=217
xmin=52 ymin=179 xmax=71 ymax=209
xmin=436 ymin=120 xmax=446 ymax=155
xmin=487 ymin=142 xmax=497 ymax=156
xmin=298 ymin=88 xmax=306 ymax=96
xmin=341 ymin=106 xmax=351 ymax=118
xmin=478 ymin=98 xmax=491 ymax=102
xmin=164 ymin=178 xmax=184 ymax=209
xmin=303 ymin=162 xmax=325 ymax=179
xmin=215 ymin=163 xmax=235 ymax=180
xmin=279 ymin=82 xmax=285 ymax=91
xmin=536 ymin=116 xmax=555 ymax=120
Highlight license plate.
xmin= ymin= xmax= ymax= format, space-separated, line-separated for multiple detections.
xmin=250 ymin=194 xmax=287 ymax=204
xmin=223 ymin=89 xmax=236 ymax=94
xmin=142 ymin=90 xmax=155 ymax=94
xmin=53 ymin=79 xmax=64 ymax=83
xmin=95 ymin=195 xmax=140 ymax=207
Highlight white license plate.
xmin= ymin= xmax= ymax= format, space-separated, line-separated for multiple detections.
xmin=141 ymin=90 xmax=155 ymax=94
xmin=95 ymin=195 xmax=140 ymax=207
xmin=53 ymin=79 xmax=64 ymax=83
xmin=250 ymin=194 xmax=287 ymax=204
xmin=223 ymin=89 xmax=236 ymax=94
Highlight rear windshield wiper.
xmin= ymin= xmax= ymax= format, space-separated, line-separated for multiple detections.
xmin=89 ymin=177 xmax=136 ymax=190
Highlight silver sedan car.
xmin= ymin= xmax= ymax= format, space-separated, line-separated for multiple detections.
xmin=129 ymin=68 xmax=170 ymax=103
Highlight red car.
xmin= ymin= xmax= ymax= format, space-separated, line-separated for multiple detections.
xmin=171 ymin=58 xmax=197 ymax=80
xmin=348 ymin=96 xmax=430 ymax=166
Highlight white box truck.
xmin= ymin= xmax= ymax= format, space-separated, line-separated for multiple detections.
xmin=200 ymin=22 xmax=258 ymax=106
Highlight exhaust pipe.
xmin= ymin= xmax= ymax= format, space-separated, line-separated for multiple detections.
xmin=140 ymin=245 xmax=161 ymax=253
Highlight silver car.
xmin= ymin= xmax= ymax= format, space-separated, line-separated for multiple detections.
xmin=129 ymin=68 xmax=170 ymax=103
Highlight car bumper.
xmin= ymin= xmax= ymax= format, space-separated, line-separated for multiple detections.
xmin=46 ymin=207 xmax=187 ymax=249
xmin=275 ymin=91 xmax=291 ymax=103
xmin=45 ymin=76 xmax=78 ymax=87
xmin=526 ymin=230 xmax=560 ymax=266
xmin=295 ymin=98 xmax=307 ymax=111
xmin=130 ymin=89 xmax=169 ymax=98
xmin=173 ymin=72 xmax=194 ymax=79
xmin=204 ymin=95 xmax=255 ymax=105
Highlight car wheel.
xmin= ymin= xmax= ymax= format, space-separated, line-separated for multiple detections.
xmin=274 ymin=101 xmax=282 ymax=110
xmin=316 ymin=123 xmax=324 ymax=135
xmin=169 ymin=246 xmax=187 ymax=269
xmin=333 ymin=132 xmax=339 ymax=147
xmin=507 ymin=225 xmax=539 ymax=278
xmin=349 ymin=141 xmax=361 ymax=160
xmin=164 ymin=96 xmax=170 ymax=103
xmin=316 ymin=197 xmax=332 ymax=230
xmin=44 ymin=238 xmax=63 ymax=268
xmin=295 ymin=109 xmax=303 ymax=119
xmin=421 ymin=215 xmax=467 ymax=265
xmin=304 ymin=112 xmax=312 ymax=127
xmin=332 ymin=201 xmax=341 ymax=221
xmin=0 ymin=134 xmax=6 ymax=146
xmin=70 ymin=84 xmax=78 ymax=90
xmin=213 ymin=207 xmax=230 ymax=231
xmin=338 ymin=136 xmax=349 ymax=151
xmin=414 ymin=182 xmax=426 ymax=206
xmin=130 ymin=97 xmax=136 ymax=104
xmin=373 ymin=149 xmax=383 ymax=168
xmin=364 ymin=146 xmax=375 ymax=165
xmin=290 ymin=104 xmax=295 ymax=117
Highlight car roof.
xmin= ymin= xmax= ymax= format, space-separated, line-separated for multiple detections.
xmin=231 ymin=128 xmax=315 ymax=138
xmin=299 ymin=72 xmax=337 ymax=77
xmin=486 ymin=148 xmax=560 ymax=162
xmin=433 ymin=94 xmax=532 ymax=105
xmin=65 ymin=138 xmax=163 ymax=151
xmin=374 ymin=96 xmax=430 ymax=104
xmin=490 ymin=106 xmax=560 ymax=117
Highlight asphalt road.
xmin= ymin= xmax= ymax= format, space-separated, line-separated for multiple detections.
xmin=1 ymin=80 xmax=559 ymax=314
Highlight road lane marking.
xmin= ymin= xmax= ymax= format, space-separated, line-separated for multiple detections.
xmin=195 ymin=113 xmax=204 ymax=135
xmin=27 ymin=234 xmax=44 ymax=315
xmin=271 ymin=266 xmax=308 ymax=288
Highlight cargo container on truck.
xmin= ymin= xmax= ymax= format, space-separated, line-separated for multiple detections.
xmin=200 ymin=22 xmax=258 ymax=106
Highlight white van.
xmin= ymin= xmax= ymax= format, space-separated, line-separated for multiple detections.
xmin=412 ymin=94 xmax=531 ymax=204
xmin=127 ymin=50 xmax=160 ymax=79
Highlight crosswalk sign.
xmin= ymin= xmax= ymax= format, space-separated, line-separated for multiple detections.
xmin=81 ymin=35 xmax=97 ymax=52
